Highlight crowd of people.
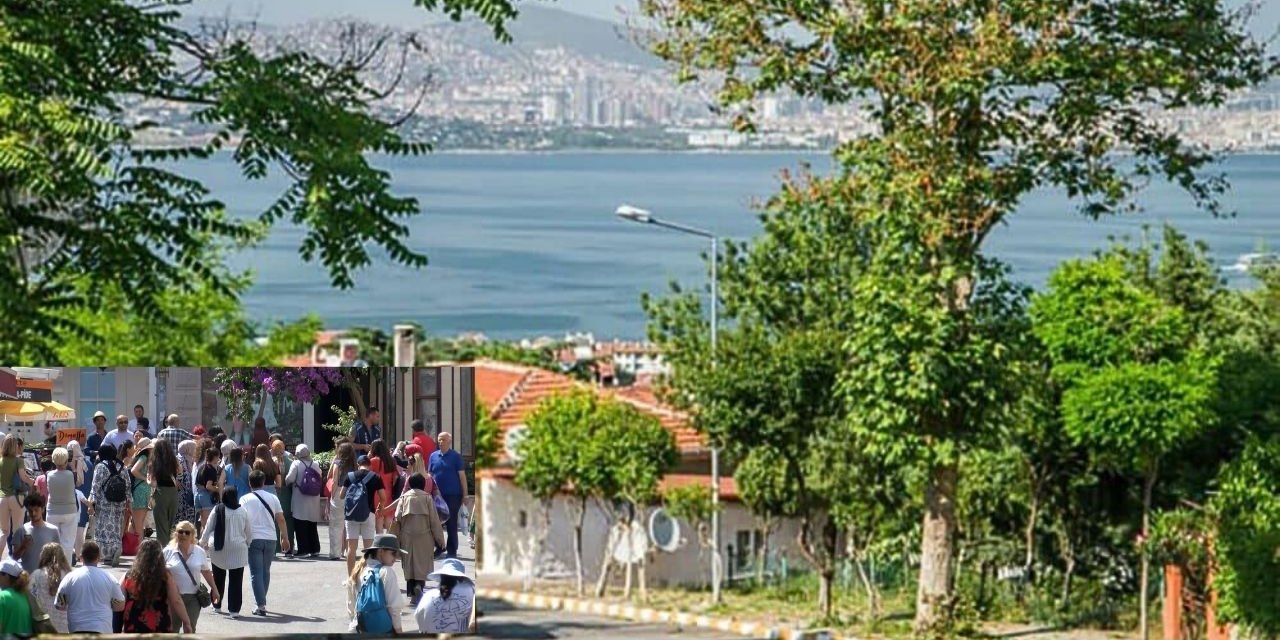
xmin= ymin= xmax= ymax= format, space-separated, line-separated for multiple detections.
xmin=0 ymin=406 xmax=476 ymax=636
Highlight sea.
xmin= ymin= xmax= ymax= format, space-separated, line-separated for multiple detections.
xmin=187 ymin=152 xmax=1280 ymax=340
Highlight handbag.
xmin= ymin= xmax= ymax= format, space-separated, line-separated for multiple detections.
xmin=178 ymin=549 xmax=212 ymax=608
xmin=122 ymin=531 xmax=140 ymax=556
xmin=26 ymin=589 xmax=58 ymax=635
xmin=433 ymin=490 xmax=450 ymax=521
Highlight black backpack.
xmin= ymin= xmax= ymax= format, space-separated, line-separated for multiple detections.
xmin=103 ymin=461 xmax=128 ymax=504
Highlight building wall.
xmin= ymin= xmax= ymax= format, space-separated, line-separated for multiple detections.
xmin=8 ymin=367 xmax=155 ymax=442
xmin=479 ymin=476 xmax=802 ymax=588
xmin=164 ymin=368 xmax=204 ymax=428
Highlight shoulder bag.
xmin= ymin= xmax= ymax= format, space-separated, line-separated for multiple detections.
xmin=178 ymin=550 xmax=213 ymax=607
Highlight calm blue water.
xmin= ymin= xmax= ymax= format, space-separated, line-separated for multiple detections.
xmin=192 ymin=152 xmax=1280 ymax=339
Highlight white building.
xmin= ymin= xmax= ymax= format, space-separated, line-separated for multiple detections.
xmin=470 ymin=360 xmax=802 ymax=588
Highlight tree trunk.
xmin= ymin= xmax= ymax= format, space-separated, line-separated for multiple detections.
xmin=595 ymin=521 xmax=619 ymax=598
xmin=854 ymin=551 xmax=881 ymax=621
xmin=755 ymin=517 xmax=770 ymax=586
xmin=343 ymin=371 xmax=369 ymax=419
xmin=1024 ymin=482 xmax=1041 ymax=580
xmin=818 ymin=568 xmax=834 ymax=620
xmin=1060 ymin=552 xmax=1075 ymax=611
xmin=572 ymin=498 xmax=586 ymax=596
xmin=1140 ymin=460 xmax=1159 ymax=640
xmin=914 ymin=462 xmax=958 ymax=634
xmin=623 ymin=557 xmax=633 ymax=599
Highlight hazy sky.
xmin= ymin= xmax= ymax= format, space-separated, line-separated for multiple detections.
xmin=194 ymin=0 xmax=1277 ymax=45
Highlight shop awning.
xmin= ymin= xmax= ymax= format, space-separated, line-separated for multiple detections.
xmin=0 ymin=400 xmax=76 ymax=422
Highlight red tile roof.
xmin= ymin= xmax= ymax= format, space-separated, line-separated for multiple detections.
xmin=463 ymin=360 xmax=706 ymax=463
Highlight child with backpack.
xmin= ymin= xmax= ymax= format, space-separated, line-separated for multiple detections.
xmin=347 ymin=534 xmax=405 ymax=634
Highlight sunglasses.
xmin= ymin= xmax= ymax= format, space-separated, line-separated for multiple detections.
xmin=117 ymin=421 xmax=127 ymax=425
xmin=177 ymin=530 xmax=194 ymax=536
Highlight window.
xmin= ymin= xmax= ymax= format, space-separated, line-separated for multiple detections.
xmin=734 ymin=529 xmax=765 ymax=571
xmin=78 ymin=368 xmax=116 ymax=431
xmin=414 ymin=367 xmax=441 ymax=436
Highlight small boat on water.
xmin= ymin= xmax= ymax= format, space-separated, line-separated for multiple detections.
xmin=1223 ymin=252 xmax=1280 ymax=273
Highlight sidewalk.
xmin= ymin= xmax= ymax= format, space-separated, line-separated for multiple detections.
xmin=94 ymin=520 xmax=476 ymax=635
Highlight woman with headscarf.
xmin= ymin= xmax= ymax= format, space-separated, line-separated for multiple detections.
xmin=86 ymin=444 xmax=128 ymax=567
xmin=198 ymin=488 xmax=251 ymax=618
xmin=175 ymin=441 xmax=199 ymax=538
xmin=394 ymin=474 xmax=445 ymax=606
xmin=284 ymin=445 xmax=323 ymax=558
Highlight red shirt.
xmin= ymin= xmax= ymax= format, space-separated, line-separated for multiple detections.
xmin=412 ymin=432 xmax=437 ymax=459
xmin=368 ymin=457 xmax=398 ymax=511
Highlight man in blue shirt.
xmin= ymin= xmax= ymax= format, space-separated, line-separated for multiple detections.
xmin=351 ymin=407 xmax=381 ymax=454
xmin=84 ymin=411 xmax=108 ymax=465
xmin=428 ymin=432 xmax=467 ymax=558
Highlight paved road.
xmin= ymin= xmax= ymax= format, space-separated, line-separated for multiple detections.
xmin=97 ymin=521 xmax=476 ymax=634
xmin=474 ymin=597 xmax=745 ymax=639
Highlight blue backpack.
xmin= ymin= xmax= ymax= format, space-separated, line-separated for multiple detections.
xmin=355 ymin=564 xmax=393 ymax=633
xmin=344 ymin=471 xmax=374 ymax=521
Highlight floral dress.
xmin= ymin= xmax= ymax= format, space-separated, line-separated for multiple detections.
xmin=120 ymin=575 xmax=173 ymax=633
xmin=176 ymin=454 xmax=198 ymax=527
xmin=89 ymin=460 xmax=127 ymax=561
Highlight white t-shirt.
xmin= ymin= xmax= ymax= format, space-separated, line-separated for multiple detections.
xmin=239 ymin=490 xmax=282 ymax=541
xmin=415 ymin=580 xmax=475 ymax=634
xmin=101 ymin=429 xmax=132 ymax=452
xmin=164 ymin=545 xmax=212 ymax=595
xmin=56 ymin=565 xmax=125 ymax=634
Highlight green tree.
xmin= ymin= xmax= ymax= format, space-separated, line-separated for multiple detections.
xmin=648 ymin=172 xmax=909 ymax=620
xmin=640 ymin=0 xmax=1271 ymax=632
xmin=513 ymin=389 xmax=598 ymax=595
xmin=661 ymin=483 xmax=720 ymax=591
xmin=1212 ymin=435 xmax=1280 ymax=635
xmin=1032 ymin=255 xmax=1217 ymax=639
xmin=593 ymin=398 xmax=678 ymax=601
xmin=0 ymin=0 xmax=518 ymax=362
xmin=474 ymin=400 xmax=499 ymax=470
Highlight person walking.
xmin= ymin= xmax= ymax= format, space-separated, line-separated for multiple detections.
xmin=240 ymin=470 xmax=288 ymax=616
xmin=351 ymin=407 xmax=381 ymax=454
xmin=165 ymin=520 xmax=216 ymax=632
xmin=55 ymin=541 xmax=125 ymax=634
xmin=347 ymin=533 xmax=406 ymax=634
xmin=66 ymin=441 xmax=92 ymax=561
xmin=223 ymin=447 xmax=251 ymax=503
xmin=410 ymin=419 xmax=438 ymax=459
xmin=252 ymin=445 xmax=279 ymax=496
xmin=12 ymin=494 xmax=61 ymax=573
xmin=30 ymin=542 xmax=70 ymax=633
xmin=155 ymin=415 xmax=195 ymax=456
xmin=120 ymin=538 xmax=192 ymax=633
xmin=128 ymin=438 xmax=155 ymax=540
xmin=414 ymin=557 xmax=475 ymax=634
xmin=86 ymin=444 xmax=129 ymax=567
xmin=270 ymin=439 xmax=296 ymax=556
xmin=285 ymin=445 xmax=323 ymax=558
xmin=341 ymin=454 xmax=384 ymax=577
xmin=428 ymin=432 xmax=468 ymax=558
xmin=43 ymin=447 xmax=78 ymax=566
xmin=368 ymin=440 xmax=399 ymax=535
xmin=101 ymin=415 xmax=132 ymax=453
xmin=149 ymin=439 xmax=181 ymax=548
xmin=0 ymin=557 xmax=33 ymax=637
xmin=394 ymin=474 xmax=445 ymax=606
xmin=85 ymin=413 xmax=108 ymax=465
xmin=199 ymin=488 xmax=251 ymax=619
xmin=175 ymin=440 xmax=199 ymax=532
xmin=0 ymin=435 xmax=36 ymax=563
xmin=195 ymin=448 xmax=223 ymax=535
xmin=326 ymin=442 xmax=357 ymax=561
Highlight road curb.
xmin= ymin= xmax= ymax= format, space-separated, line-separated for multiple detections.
xmin=476 ymin=587 xmax=852 ymax=640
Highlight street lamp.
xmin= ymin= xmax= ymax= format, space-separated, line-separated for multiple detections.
xmin=614 ymin=203 xmax=722 ymax=604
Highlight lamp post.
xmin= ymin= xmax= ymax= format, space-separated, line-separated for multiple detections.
xmin=615 ymin=204 xmax=722 ymax=604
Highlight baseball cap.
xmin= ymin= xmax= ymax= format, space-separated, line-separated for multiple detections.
xmin=357 ymin=455 xmax=370 ymax=466
xmin=0 ymin=558 xmax=22 ymax=578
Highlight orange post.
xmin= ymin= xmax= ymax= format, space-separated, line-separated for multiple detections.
xmin=1163 ymin=564 xmax=1183 ymax=640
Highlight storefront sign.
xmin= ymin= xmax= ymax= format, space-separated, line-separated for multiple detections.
xmin=15 ymin=378 xmax=52 ymax=402
xmin=56 ymin=428 xmax=86 ymax=446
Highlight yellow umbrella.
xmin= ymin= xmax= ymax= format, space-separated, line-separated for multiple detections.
xmin=0 ymin=400 xmax=76 ymax=422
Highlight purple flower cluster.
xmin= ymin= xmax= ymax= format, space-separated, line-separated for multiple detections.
xmin=214 ymin=368 xmax=346 ymax=420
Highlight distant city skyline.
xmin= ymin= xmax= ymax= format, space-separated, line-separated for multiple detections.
xmin=191 ymin=0 xmax=636 ymax=25
xmin=191 ymin=0 xmax=1277 ymax=48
